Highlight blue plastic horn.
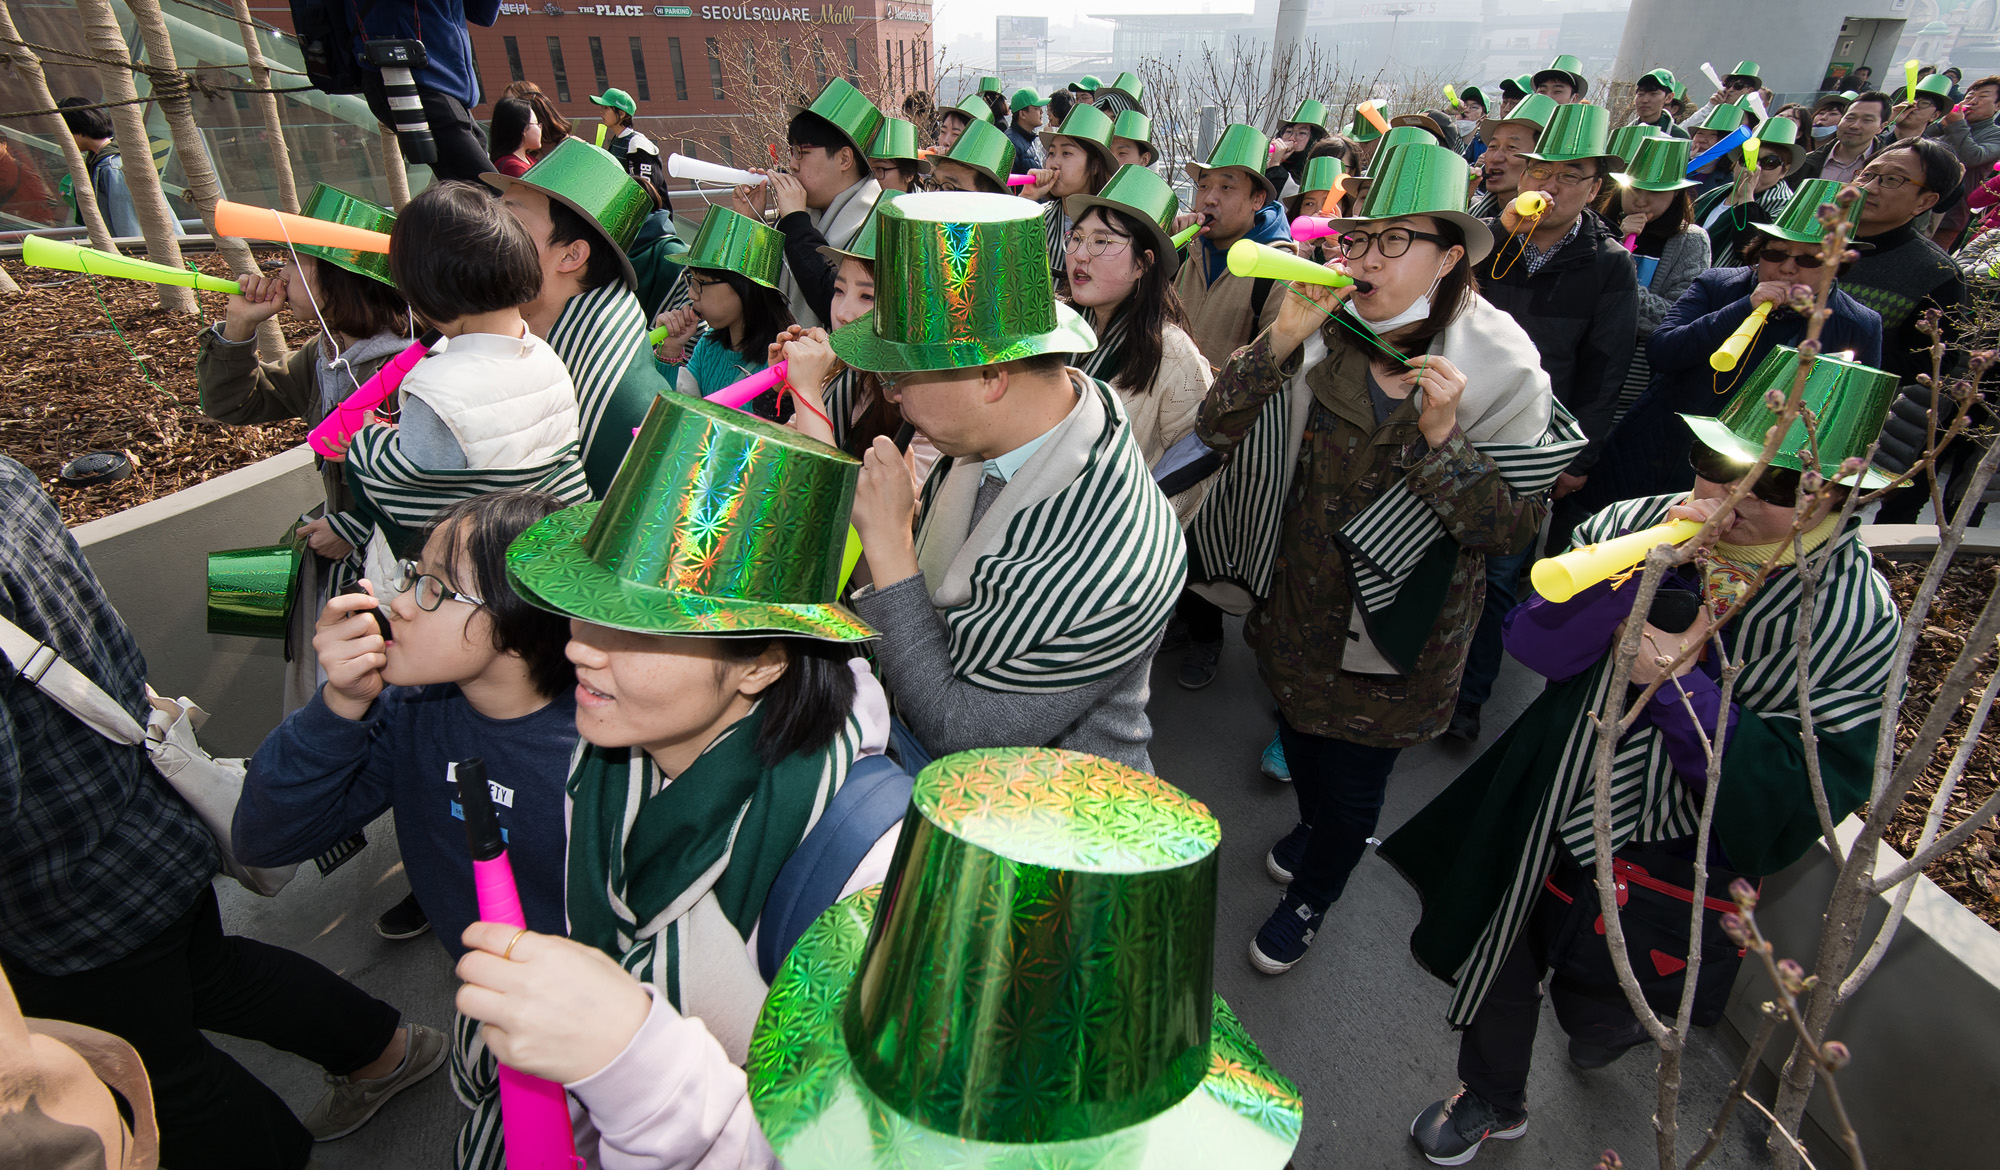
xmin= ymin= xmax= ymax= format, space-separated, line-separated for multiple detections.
xmin=1687 ymin=125 xmax=1753 ymax=175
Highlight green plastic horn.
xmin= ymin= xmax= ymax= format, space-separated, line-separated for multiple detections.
xmin=23 ymin=234 xmax=241 ymax=294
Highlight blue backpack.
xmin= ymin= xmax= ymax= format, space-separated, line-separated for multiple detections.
xmin=755 ymin=753 xmax=914 ymax=983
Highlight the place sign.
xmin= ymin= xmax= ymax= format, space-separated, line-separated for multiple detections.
xmin=577 ymin=3 xmax=646 ymax=12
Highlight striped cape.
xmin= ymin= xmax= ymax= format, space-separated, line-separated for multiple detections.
xmin=546 ymin=281 xmax=666 ymax=498
xmin=342 ymin=426 xmax=592 ymax=556
xmin=1043 ymin=199 xmax=1071 ymax=288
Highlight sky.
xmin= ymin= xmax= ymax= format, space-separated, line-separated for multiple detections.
xmin=931 ymin=0 xmax=1257 ymax=57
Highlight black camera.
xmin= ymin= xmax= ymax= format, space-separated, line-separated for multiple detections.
xmin=363 ymin=38 xmax=437 ymax=166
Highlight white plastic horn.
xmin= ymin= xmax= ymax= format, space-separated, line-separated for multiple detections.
xmin=667 ymin=154 xmax=768 ymax=186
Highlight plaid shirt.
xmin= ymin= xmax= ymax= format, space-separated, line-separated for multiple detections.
xmin=1522 ymin=215 xmax=1583 ymax=276
xmin=0 ymin=457 xmax=216 ymax=976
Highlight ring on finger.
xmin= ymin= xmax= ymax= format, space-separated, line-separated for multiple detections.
xmin=503 ymin=928 xmax=530 ymax=961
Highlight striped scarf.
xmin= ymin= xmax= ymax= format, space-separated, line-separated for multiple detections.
xmin=1074 ymin=305 xmax=1132 ymax=385
xmin=546 ymin=281 xmax=660 ymax=498
xmin=1043 ymin=199 xmax=1071 ymax=288
xmin=342 ymin=426 xmax=591 ymax=557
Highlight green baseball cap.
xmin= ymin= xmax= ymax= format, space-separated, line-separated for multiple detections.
xmin=1186 ymin=123 xmax=1278 ymax=201
xmin=1533 ymin=54 xmax=1589 ymax=97
xmin=589 ymin=87 xmax=637 ymax=117
xmin=1283 ymin=99 xmax=1330 ymax=131
xmin=1331 ymin=142 xmax=1492 ymax=265
xmin=1636 ymin=68 xmax=1676 ymax=92
xmin=867 ymin=117 xmax=933 ymax=175
xmin=1499 ymin=76 xmax=1530 ymax=99
xmin=1753 ymin=178 xmax=1863 ymax=245
xmin=1011 ymin=87 xmax=1049 ymax=112
xmin=1611 ymin=136 xmax=1698 ymax=191
xmin=483 ymin=136 xmax=651 ymax=291
xmin=1072 ymin=74 xmax=1103 ymax=93
xmin=1041 ymin=102 xmax=1119 ymax=180
xmin=1458 ymin=85 xmax=1489 ymax=111
xmin=785 ymin=78 xmax=886 ymax=169
xmin=1065 ymin=164 xmax=1184 ymax=278
xmin=936 ymin=118 xmax=1017 ymax=192
xmin=291 ymin=182 xmax=396 ymax=288
xmin=1681 ymin=345 xmax=1896 ymax=489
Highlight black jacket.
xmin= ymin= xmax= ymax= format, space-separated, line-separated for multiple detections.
xmin=1475 ymin=210 xmax=1639 ymax=474
xmin=1798 ymin=140 xmax=1873 ymax=184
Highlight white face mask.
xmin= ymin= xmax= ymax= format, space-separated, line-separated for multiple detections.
xmin=1812 ymin=123 xmax=1837 ymax=139
xmin=1344 ymin=257 xmax=1452 ymax=332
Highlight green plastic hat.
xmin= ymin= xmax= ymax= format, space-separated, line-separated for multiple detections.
xmin=588 ymin=87 xmax=637 ymax=117
xmin=937 ymin=118 xmax=1017 ymax=192
xmin=1607 ymin=124 xmax=1662 ymax=171
xmin=483 ymin=136 xmax=651 ymax=291
xmin=1681 ymin=346 xmax=1896 ymax=489
xmin=1499 ymin=76 xmax=1529 ymax=99
xmin=1283 ymin=99 xmax=1330 ymax=131
xmin=1010 ymin=87 xmax=1049 ymax=112
xmin=1106 ymin=71 xmax=1144 ymax=101
xmin=1365 ymin=125 xmax=1438 ymax=178
xmin=1696 ymin=101 xmax=1749 ymax=135
xmin=786 ymin=78 xmax=886 ymax=170
xmin=1725 ymin=61 xmax=1762 ymax=86
xmin=1522 ymin=101 xmax=1619 ymax=169
xmin=1673 ymin=80 xmax=1689 ymax=101
xmin=1187 ymin=123 xmax=1278 ymax=200
xmin=206 ymin=532 xmax=302 ymax=639
xmin=507 ymin=392 xmax=873 ymax=641
xmin=1611 ymin=136 xmax=1699 ymax=191
xmin=1073 ymin=74 xmax=1103 ymax=93
xmin=1333 ymin=142 xmax=1492 ymax=265
xmin=1041 ymin=102 xmax=1119 ymax=180
xmin=1065 ymin=164 xmax=1183 ymax=278
xmin=685 ymin=206 xmax=784 ymax=289
xmin=978 ymin=76 xmax=1002 ymax=94
xmin=1752 ymin=178 xmax=1863 ymax=245
xmin=1301 ymin=154 xmax=1345 ymax=196
xmin=746 ymin=747 xmax=1304 ymax=1169
xmin=1636 ymin=68 xmax=1676 ymax=92
xmin=1533 ymin=54 xmax=1589 ymax=97
xmin=1111 ymin=110 xmax=1155 ymax=152
xmin=817 ymin=198 xmax=891 ymax=267
xmin=1915 ymin=72 xmax=1955 ymax=103
xmin=291 ymin=183 xmax=396 ymax=289
xmin=1347 ymin=102 xmax=1387 ymax=142
xmin=867 ymin=117 xmax=932 ymax=175
xmin=830 ymin=192 xmax=1097 ymax=375
xmin=1755 ymin=116 xmax=1808 ymax=174
xmin=1478 ymin=92 xmax=1556 ymax=144
xmin=945 ymin=92 xmax=994 ymax=127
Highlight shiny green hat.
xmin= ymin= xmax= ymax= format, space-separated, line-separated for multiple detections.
xmin=290 ymin=183 xmax=396 ymax=289
xmin=588 ymin=87 xmax=637 ymax=117
xmin=938 ymin=119 xmax=1018 ymax=191
xmin=1301 ymin=154 xmax=1345 ymax=196
xmin=1636 ymin=68 xmax=1676 ymax=92
xmin=1725 ymin=61 xmax=1762 ymax=86
xmin=1612 ymin=135 xmax=1698 ymax=191
xmin=978 ymin=76 xmax=1002 ymax=94
xmin=817 ymin=198 xmax=891 ymax=267
xmin=507 ymin=392 xmax=873 ymax=641
xmin=1697 ymin=100 xmax=1750 ymax=135
xmin=483 ymin=136 xmax=650 ymax=291
xmin=1681 ymin=346 xmax=1896 ymax=490
xmin=746 ymin=747 xmax=1304 ymax=1168
xmin=685 ymin=206 xmax=784 ymax=289
xmin=945 ymin=92 xmax=995 ymax=127
xmin=1010 ymin=87 xmax=1048 ymax=112
xmin=830 ymin=192 xmax=1097 ymax=375
xmin=1065 ymin=164 xmax=1183 ymax=278
xmin=1282 ymin=98 xmax=1330 ymax=131
xmin=1041 ymin=102 xmax=1120 ymax=180
xmin=206 ymin=529 xmax=302 ymax=639
xmin=1533 ymin=53 xmax=1589 ymax=97
xmin=1753 ymin=178 xmax=1863 ymax=245
xmin=1478 ymin=92 xmax=1556 ymax=144
xmin=867 ymin=117 xmax=933 ymax=175
xmin=1915 ymin=72 xmax=1955 ymax=103
xmin=1756 ymin=116 xmax=1808 ymax=174
xmin=1072 ymin=74 xmax=1103 ymax=93
xmin=1347 ymin=101 xmax=1387 ymax=142
xmin=1333 ymin=142 xmax=1492 ymax=265
xmin=1111 ymin=110 xmax=1155 ymax=153
xmin=1522 ymin=101 xmax=1618 ymax=168
xmin=1607 ymin=123 xmax=1662 ymax=171
xmin=1364 ymin=125 xmax=1438 ymax=178
xmin=1186 ymin=123 xmax=1278 ymax=200
xmin=1107 ymin=71 xmax=1144 ymax=100
xmin=787 ymin=78 xmax=887 ymax=169
xmin=1673 ymin=80 xmax=1689 ymax=101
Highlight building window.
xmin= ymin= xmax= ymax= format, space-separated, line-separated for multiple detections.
xmin=744 ymin=45 xmax=756 ymax=88
xmin=668 ymin=37 xmax=689 ymax=101
xmin=682 ymin=138 xmax=700 ymax=160
xmin=547 ymin=37 xmax=571 ymax=104
xmin=813 ymin=39 xmax=828 ymax=88
xmin=589 ymin=36 xmax=609 ymax=95
xmin=845 ymin=38 xmax=858 ymax=81
xmin=705 ymin=37 xmax=725 ymax=100
xmin=504 ymin=36 xmax=525 ymax=83
xmin=629 ymin=38 xmax=651 ymax=102
xmin=719 ymin=134 xmax=733 ymax=167
xmin=780 ymin=44 xmax=792 ymax=77
xmin=884 ymin=38 xmax=892 ymax=90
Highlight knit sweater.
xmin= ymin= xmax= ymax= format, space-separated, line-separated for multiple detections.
xmin=1843 ymin=222 xmax=1968 ymax=382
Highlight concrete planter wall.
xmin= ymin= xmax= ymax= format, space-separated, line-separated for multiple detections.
xmin=74 ymin=445 xmax=323 ymax=756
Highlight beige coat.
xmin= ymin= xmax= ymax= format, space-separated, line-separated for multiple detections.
xmin=1112 ymin=323 xmax=1214 ymax=526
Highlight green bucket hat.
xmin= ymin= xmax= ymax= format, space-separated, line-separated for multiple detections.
xmin=1065 ymin=164 xmax=1183 ymax=278
xmin=1607 ymin=124 xmax=1662 ymax=171
xmin=1725 ymin=60 xmax=1762 ymax=87
xmin=206 ymin=528 xmax=303 ymax=639
xmin=1915 ymin=72 xmax=1955 ymax=103
xmin=1333 ymin=142 xmax=1493 ymax=265
xmin=817 ymin=198 xmax=891 ymax=267
xmin=1106 ymin=71 xmax=1144 ymax=101
xmin=1522 ymin=101 xmax=1619 ymax=170
xmin=1696 ymin=100 xmax=1750 ymax=136
xmin=786 ymin=78 xmax=886 ymax=170
xmin=507 ymin=392 xmax=874 ymax=642
xmin=1347 ymin=101 xmax=1387 ymax=142
xmin=1010 ymin=87 xmax=1049 ymax=113
xmin=1478 ymin=92 xmax=1556 ymax=144
xmin=1612 ymin=135 xmax=1699 ymax=191
xmin=588 ymin=87 xmax=637 ymax=118
xmin=1282 ymin=98 xmax=1330 ymax=131
xmin=1754 ymin=116 xmax=1808 ymax=174
xmin=830 ymin=192 xmax=1097 ymax=375
xmin=1111 ymin=110 xmax=1155 ymax=154
xmin=1041 ymin=102 xmax=1120 ymax=180
xmin=291 ymin=183 xmax=396 ymax=289
xmin=1636 ymin=67 xmax=1676 ymax=92
xmin=977 ymin=76 xmax=1002 ymax=94
xmin=935 ymin=118 xmax=1016 ymax=192
xmin=1186 ymin=123 xmax=1278 ymax=200
xmin=685 ymin=206 xmax=784 ymax=289
xmin=483 ymin=136 xmax=651 ymax=291
xmin=1301 ymin=154 xmax=1345 ymax=197
xmin=1533 ymin=53 xmax=1589 ymax=97
xmin=1072 ymin=74 xmax=1103 ymax=93
xmin=1681 ymin=345 xmax=1897 ymax=490
xmin=745 ymin=746 xmax=1304 ymax=1169
xmin=867 ymin=117 xmax=932 ymax=175
xmin=1753 ymin=178 xmax=1863 ymax=245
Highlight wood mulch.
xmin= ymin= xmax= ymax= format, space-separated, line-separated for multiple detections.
xmin=0 ymin=252 xmax=314 ymax=526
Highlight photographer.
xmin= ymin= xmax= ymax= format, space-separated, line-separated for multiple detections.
xmin=357 ymin=0 xmax=501 ymax=184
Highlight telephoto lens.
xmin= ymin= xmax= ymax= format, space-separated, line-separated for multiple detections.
xmin=364 ymin=38 xmax=438 ymax=165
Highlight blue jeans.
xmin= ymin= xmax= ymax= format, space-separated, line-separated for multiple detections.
xmin=1457 ymin=547 xmax=1529 ymax=709
xmin=1279 ymin=718 xmax=1403 ymax=910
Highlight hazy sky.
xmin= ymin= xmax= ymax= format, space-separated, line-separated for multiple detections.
xmin=932 ymin=0 xmax=1256 ymax=51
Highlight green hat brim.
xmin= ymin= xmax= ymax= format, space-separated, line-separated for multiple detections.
xmin=831 ymin=301 xmax=1097 ymax=375
xmin=508 ymin=502 xmax=876 ymax=641
xmin=747 ymin=887 xmax=1303 ymax=1170
xmin=785 ymin=103 xmax=872 ymax=169
xmin=290 ymin=184 xmax=397 ymax=289
xmin=1063 ymin=191 xmax=1180 ymax=279
xmin=1680 ymin=415 xmax=1892 ymax=489
xmin=1183 ymin=161 xmax=1278 ymax=203
xmin=1328 ymin=209 xmax=1493 ymax=266
xmin=1611 ymin=170 xmax=1699 ymax=192
xmin=1520 ymin=150 xmax=1623 ymax=173
xmin=482 ymin=171 xmax=639 ymax=292
xmin=1750 ymin=219 xmax=1825 ymax=245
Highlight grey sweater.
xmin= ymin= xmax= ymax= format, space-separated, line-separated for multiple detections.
xmin=1635 ymin=224 xmax=1712 ymax=334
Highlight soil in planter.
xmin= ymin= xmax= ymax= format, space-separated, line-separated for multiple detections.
xmin=1879 ymin=556 xmax=2000 ymax=929
xmin=0 ymin=253 xmax=319 ymax=525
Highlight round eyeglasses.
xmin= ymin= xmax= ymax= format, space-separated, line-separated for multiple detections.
xmin=1335 ymin=226 xmax=1455 ymax=259
xmin=392 ymin=559 xmax=486 ymax=612
xmin=1065 ymin=230 xmax=1131 ymax=258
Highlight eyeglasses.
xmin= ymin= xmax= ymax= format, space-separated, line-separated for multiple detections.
xmin=392 ymin=559 xmax=485 ymax=611
xmin=1688 ymin=443 xmax=1801 ymax=507
xmin=1064 ymin=230 xmax=1131 ymax=258
xmin=1336 ymin=226 xmax=1454 ymax=259
xmin=1522 ymin=165 xmax=1601 ymax=187
xmin=1756 ymin=154 xmax=1786 ymax=171
xmin=685 ymin=274 xmax=723 ymax=295
xmin=1855 ymin=169 xmax=1925 ymax=191
xmin=1755 ymin=248 xmax=1825 ymax=269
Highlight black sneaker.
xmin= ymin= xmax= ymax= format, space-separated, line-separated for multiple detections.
xmin=1446 ymin=700 xmax=1481 ymax=743
xmin=1248 ymin=890 xmax=1325 ymax=975
xmin=1160 ymin=613 xmax=1191 ymax=653
xmin=1568 ymin=1021 xmax=1652 ymax=1070
xmin=1411 ymin=1086 xmax=1528 ymax=1165
xmin=374 ymin=892 xmax=431 ymax=941
xmin=1177 ymin=639 xmax=1222 ymax=690
xmin=1266 ymin=822 xmax=1312 ymax=884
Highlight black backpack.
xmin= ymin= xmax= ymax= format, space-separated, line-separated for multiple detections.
xmin=290 ymin=0 xmax=366 ymax=95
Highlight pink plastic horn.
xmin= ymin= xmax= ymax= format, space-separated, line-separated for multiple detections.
xmin=306 ymin=331 xmax=441 ymax=459
xmin=706 ymin=361 xmax=789 ymax=410
xmin=1006 ymin=173 xmax=1035 ymax=187
xmin=1291 ymin=215 xmax=1340 ymax=241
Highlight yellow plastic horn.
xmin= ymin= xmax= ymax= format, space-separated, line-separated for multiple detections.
xmin=22 ymin=234 xmax=241 ymax=294
xmin=1710 ymin=301 xmax=1774 ymax=371
xmin=1225 ymin=239 xmax=1354 ymax=287
xmin=1741 ymin=136 xmax=1761 ymax=171
xmin=1530 ymin=519 xmax=1703 ymax=604
xmin=1513 ymin=190 xmax=1549 ymax=217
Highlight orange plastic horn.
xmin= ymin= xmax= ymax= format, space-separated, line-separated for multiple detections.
xmin=1359 ymin=101 xmax=1391 ymax=136
xmin=213 ymin=201 xmax=393 ymax=254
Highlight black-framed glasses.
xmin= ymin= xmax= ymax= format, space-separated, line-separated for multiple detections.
xmin=1756 ymin=248 xmax=1825 ymax=269
xmin=1064 ymin=230 xmax=1132 ymax=258
xmin=1688 ymin=442 xmax=1801 ymax=507
xmin=1521 ymin=165 xmax=1600 ymax=187
xmin=1757 ymin=153 xmax=1786 ymax=171
xmin=392 ymin=559 xmax=485 ymax=611
xmin=1335 ymin=226 xmax=1454 ymax=259
xmin=1855 ymin=169 xmax=1925 ymax=191
xmin=684 ymin=273 xmax=724 ymax=295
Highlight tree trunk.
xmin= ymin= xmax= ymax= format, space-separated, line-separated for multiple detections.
xmin=0 ymin=0 xmax=116 ymax=252
xmin=72 ymin=0 xmax=192 ymax=311
xmin=379 ymin=124 xmax=411 ymax=209
xmin=0 ymin=263 xmax=19 ymax=297
xmin=227 ymin=0 xmax=297 ymax=213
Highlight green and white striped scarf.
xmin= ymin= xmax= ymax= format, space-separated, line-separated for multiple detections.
xmin=1074 ymin=304 xmax=1132 ymax=386
xmin=1043 ymin=199 xmax=1070 ymax=286
xmin=342 ymin=426 xmax=591 ymax=557
xmin=547 ymin=281 xmax=666 ymax=498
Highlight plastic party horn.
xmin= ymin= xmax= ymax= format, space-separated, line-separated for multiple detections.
xmin=1171 ymin=222 xmax=1204 ymax=248
xmin=1225 ymin=239 xmax=1353 ymax=287
xmin=1006 ymin=173 xmax=1036 ymax=186
xmin=1513 ymin=190 xmax=1550 ymax=217
xmin=1358 ymin=100 xmax=1391 ymax=136
xmin=1444 ymin=83 xmax=1460 ymax=108
xmin=1741 ymin=136 xmax=1761 ymax=171
xmin=1623 ymin=232 xmax=1639 ymax=251
xmin=1906 ymin=58 xmax=1921 ymax=100
xmin=706 ymin=360 xmax=789 ymax=410
xmin=595 ymin=123 xmax=608 ymax=147
xmin=22 ymin=234 xmax=241 ymax=293
xmin=1291 ymin=215 xmax=1340 ymax=241
xmin=306 ymin=330 xmax=441 ymax=458
xmin=213 ymin=200 xmax=393 ymax=253
xmin=456 ymin=758 xmax=579 ymax=1170
xmin=1743 ymin=91 xmax=1769 ymax=124
xmin=1530 ymin=519 xmax=1702 ymax=603
xmin=1687 ymin=125 xmax=1752 ymax=174
xmin=1710 ymin=301 xmax=1773 ymax=371
xmin=667 ymin=153 xmax=767 ymax=186
xmin=1701 ymin=62 xmax=1727 ymax=93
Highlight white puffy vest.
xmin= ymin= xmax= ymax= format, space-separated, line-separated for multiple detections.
xmin=399 ymin=328 xmax=580 ymax=468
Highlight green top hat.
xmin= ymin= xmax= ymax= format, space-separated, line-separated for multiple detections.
xmin=1185 ymin=123 xmax=1278 ymax=201
xmin=1752 ymin=177 xmax=1863 ymax=245
xmin=830 ymin=192 xmax=1097 ymax=375
xmin=1521 ymin=101 xmax=1618 ymax=169
xmin=786 ymin=78 xmax=886 ymax=169
xmin=588 ymin=87 xmax=637 ymax=118
xmin=1672 ymin=80 xmax=1689 ymax=101
xmin=1106 ymin=71 xmax=1145 ymax=101
xmin=685 ymin=206 xmax=785 ymax=289
xmin=937 ymin=118 xmax=1016 ymax=191
xmin=1681 ymin=346 xmax=1897 ymax=490
xmin=944 ymin=92 xmax=994 ymax=127
xmin=1347 ymin=102 xmax=1387 ymax=142
xmin=291 ymin=183 xmax=396 ymax=288
xmin=1073 ymin=74 xmax=1103 ymax=92
xmin=1696 ymin=101 xmax=1749 ymax=136
xmin=1915 ymin=72 xmax=1955 ymax=103
xmin=1459 ymin=85 xmax=1489 ymax=111
xmin=1041 ymin=102 xmax=1120 ymax=181
xmin=1755 ymin=116 xmax=1808 ymax=174
xmin=977 ymin=76 xmax=1002 ymax=94
xmin=1725 ymin=61 xmax=1762 ymax=85
xmin=1636 ymin=68 xmax=1676 ymax=92
xmin=1111 ymin=110 xmax=1155 ymax=153
xmin=867 ymin=117 xmax=933 ymax=175
xmin=1612 ymin=135 xmax=1699 ymax=191
xmin=482 ymin=136 xmax=650 ymax=291
xmin=817 ymin=198 xmax=890 ymax=268
xmin=507 ymin=392 xmax=873 ymax=641
xmin=1010 ymin=87 xmax=1049 ymax=112
xmin=1283 ymin=99 xmax=1330 ymax=131
xmin=207 ymin=529 xmax=302 ymax=639
xmin=1365 ymin=125 xmax=1437 ymax=178
xmin=1301 ymin=154 xmax=1345 ymax=196
xmin=1606 ymin=124 xmax=1661 ymax=171
xmin=1478 ymin=92 xmax=1556 ymax=144
xmin=1333 ymin=142 xmax=1493 ymax=266
xmin=1499 ymin=76 xmax=1529 ymax=99
xmin=1533 ymin=54 xmax=1589 ymax=97
xmin=745 ymin=747 xmax=1304 ymax=1168
xmin=1065 ymin=164 xmax=1184 ymax=278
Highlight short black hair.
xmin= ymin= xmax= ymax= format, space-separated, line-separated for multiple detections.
xmin=1048 ymin=89 xmax=1075 ymax=123
xmin=390 ymin=181 xmax=544 ymax=326
xmin=306 ymin=258 xmax=410 ymax=341
xmin=488 ymin=96 xmax=537 ymax=159
xmin=57 ymin=97 xmax=112 ymax=141
xmin=787 ymin=111 xmax=862 ymax=176
xmin=1850 ymin=91 xmax=1895 ymax=124
xmin=1877 ymin=137 xmax=1967 ymax=213
xmin=424 ymin=490 xmax=577 ymax=699
xmin=717 ymin=637 xmax=857 ymax=766
xmin=546 ymin=196 xmax=626 ymax=292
